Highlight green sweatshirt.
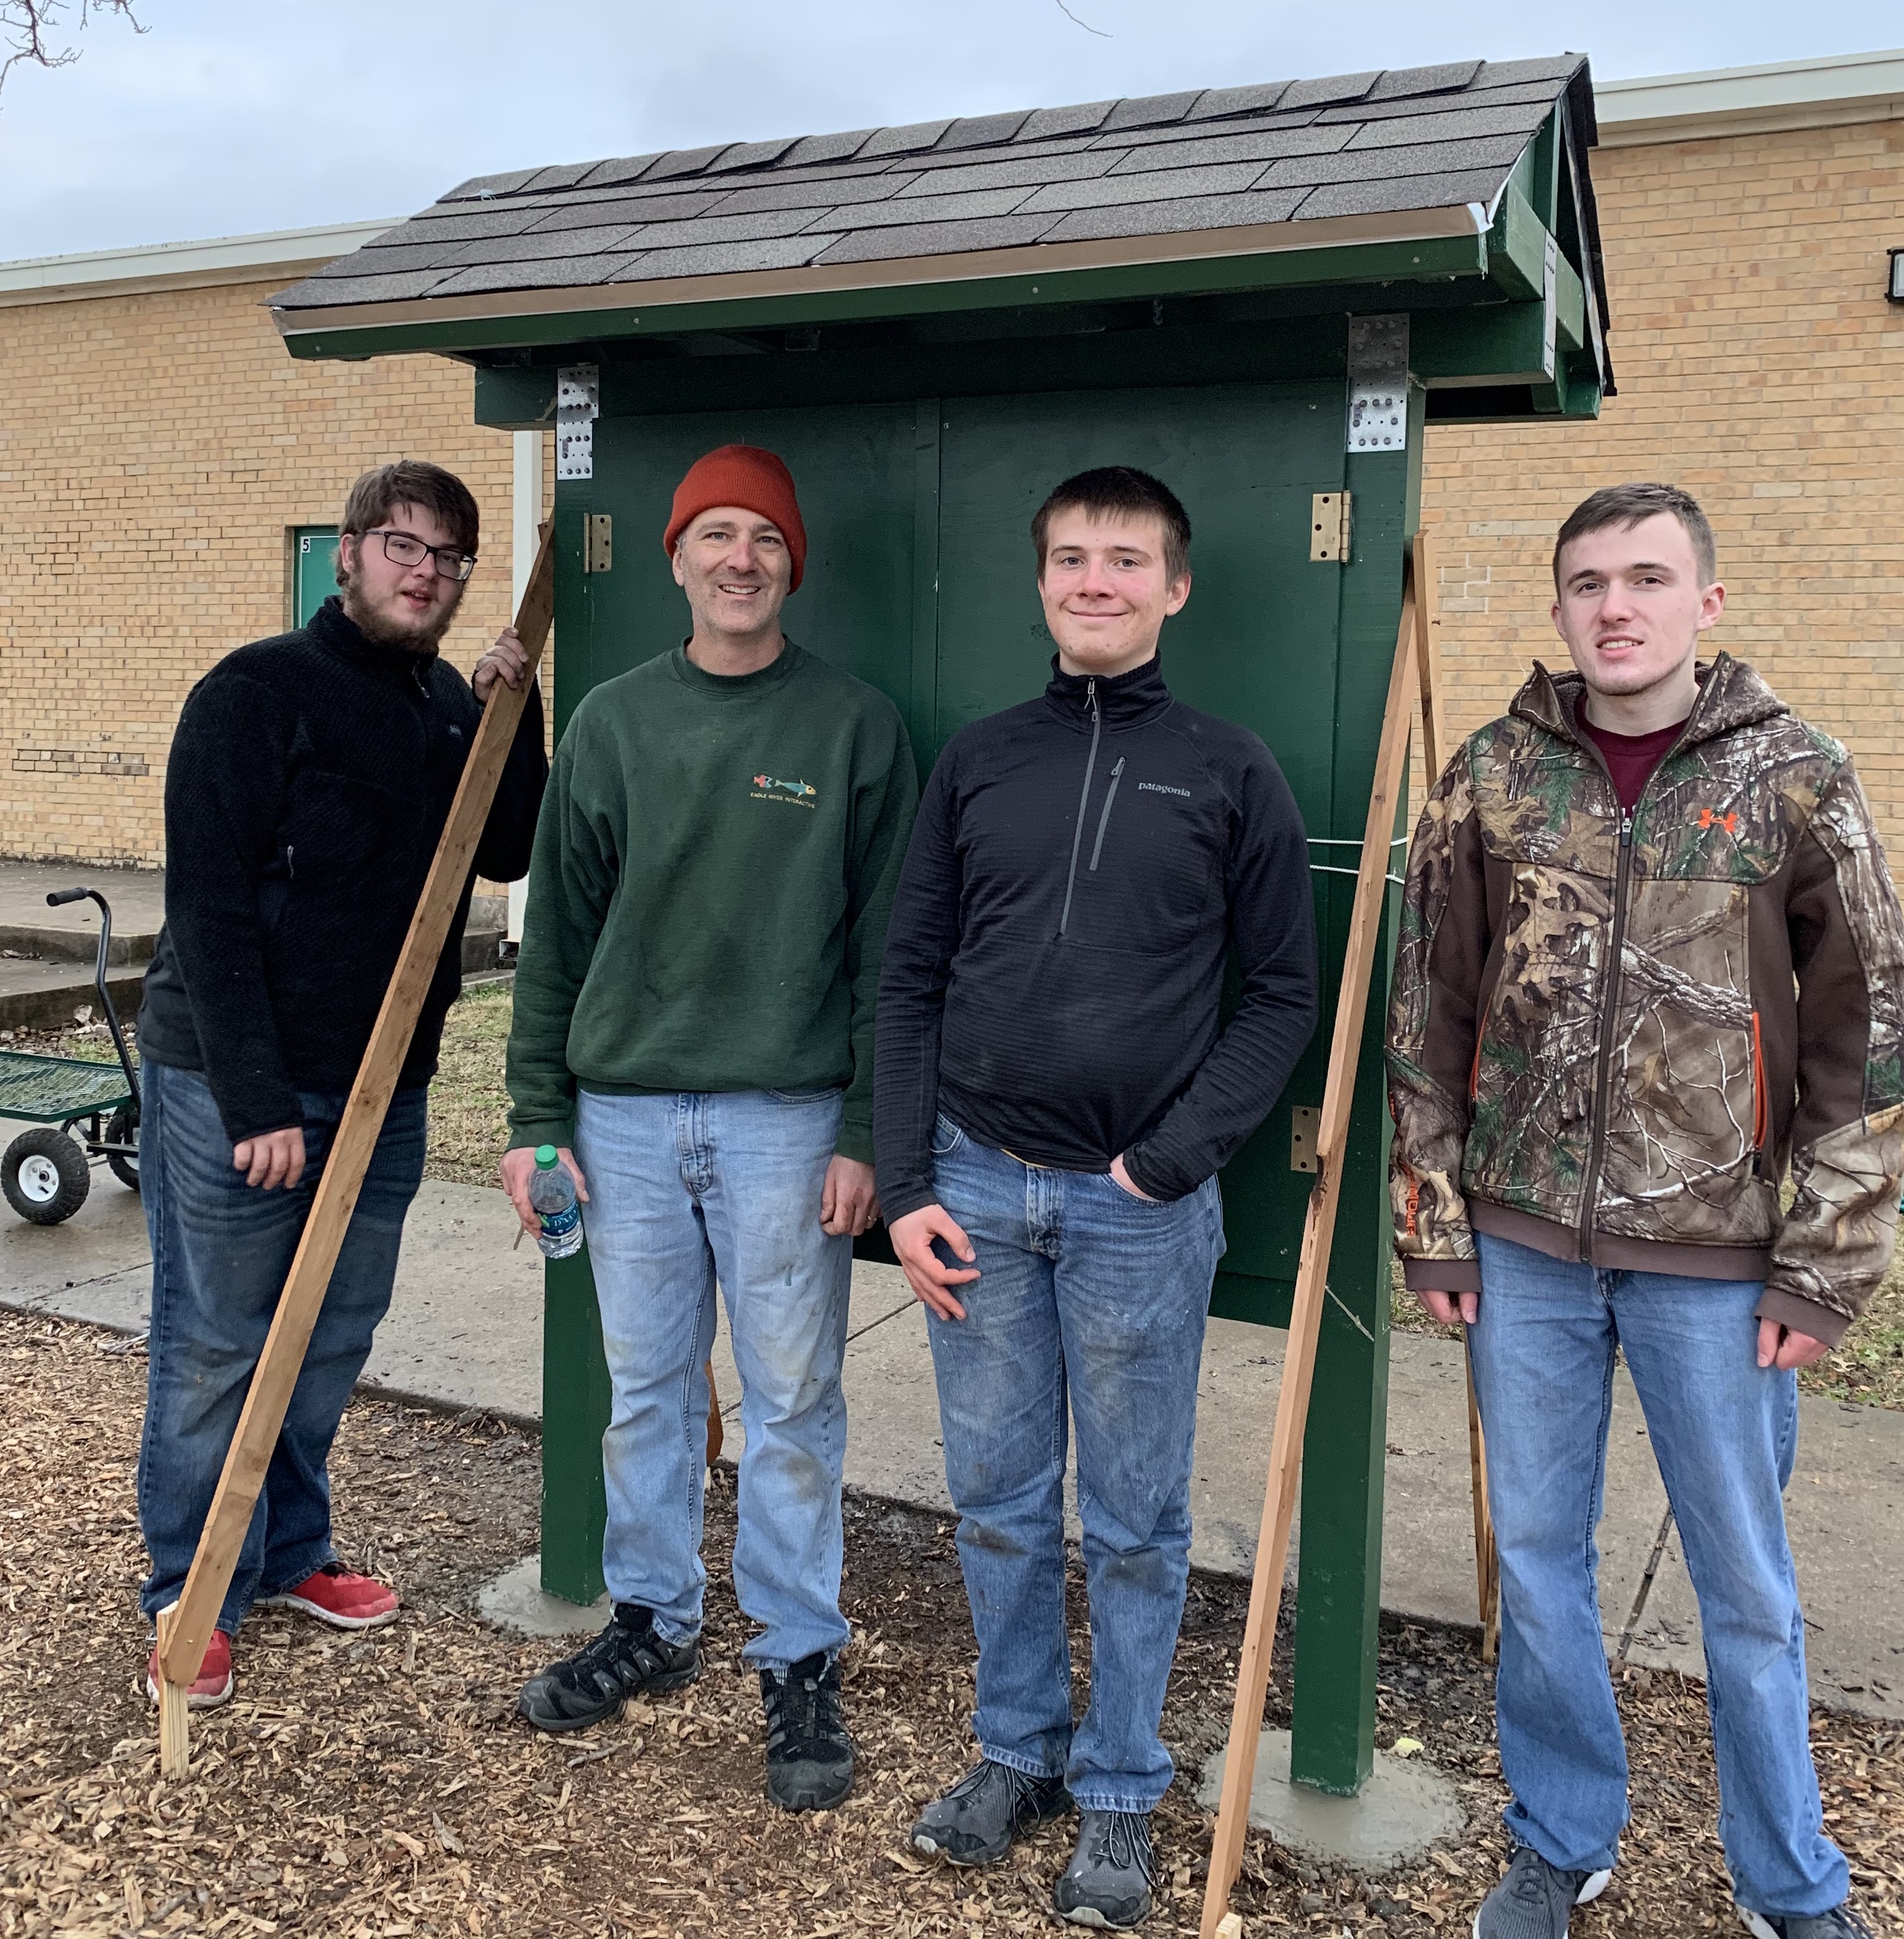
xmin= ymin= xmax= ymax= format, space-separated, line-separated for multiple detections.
xmin=506 ymin=641 xmax=918 ymax=1163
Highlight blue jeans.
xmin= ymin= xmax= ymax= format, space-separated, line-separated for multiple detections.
xmin=574 ymin=1087 xmax=853 ymax=1672
xmin=923 ymin=1116 xmax=1226 ymax=1813
xmin=137 ymin=1060 xmax=426 ymax=1632
xmin=1470 ymin=1232 xmax=1847 ymax=1919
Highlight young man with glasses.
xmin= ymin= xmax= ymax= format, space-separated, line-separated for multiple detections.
xmin=136 ymin=460 xmax=547 ymax=1709
xmin=874 ymin=468 xmax=1318 ymax=1927
xmin=1389 ymin=483 xmax=1897 ymax=1939
xmin=502 ymin=445 xmax=918 ymax=1815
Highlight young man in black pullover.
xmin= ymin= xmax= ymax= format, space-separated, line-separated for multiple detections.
xmin=135 ymin=461 xmax=546 ymax=1709
xmin=874 ymin=468 xmax=1317 ymax=1928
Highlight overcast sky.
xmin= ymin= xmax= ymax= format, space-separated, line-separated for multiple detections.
xmin=1 ymin=0 xmax=1897 ymax=260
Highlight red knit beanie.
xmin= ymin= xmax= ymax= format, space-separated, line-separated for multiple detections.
xmin=662 ymin=444 xmax=808 ymax=592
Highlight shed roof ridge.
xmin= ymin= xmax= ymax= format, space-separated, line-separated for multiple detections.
xmin=437 ymin=55 xmax=1586 ymax=205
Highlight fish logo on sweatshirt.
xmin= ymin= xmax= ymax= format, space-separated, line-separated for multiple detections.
xmin=751 ymin=772 xmax=818 ymax=808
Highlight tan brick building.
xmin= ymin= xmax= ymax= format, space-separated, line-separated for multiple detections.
xmin=1 ymin=48 xmax=1901 ymax=863
xmin=1423 ymin=48 xmax=1904 ymax=834
xmin=0 ymin=221 xmax=542 ymax=865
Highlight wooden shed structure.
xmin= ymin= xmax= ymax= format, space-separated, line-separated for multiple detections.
xmin=271 ymin=54 xmax=1611 ymax=1797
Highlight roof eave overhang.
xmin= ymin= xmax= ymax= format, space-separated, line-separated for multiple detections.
xmin=272 ymin=202 xmax=1491 ymax=361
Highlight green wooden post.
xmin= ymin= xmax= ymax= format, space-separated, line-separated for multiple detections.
xmin=536 ymin=486 xmax=615 ymax=1606
xmin=1288 ymin=367 xmax=1425 ymax=1794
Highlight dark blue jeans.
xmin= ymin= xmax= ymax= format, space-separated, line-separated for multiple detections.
xmin=136 ymin=1061 xmax=426 ymax=1633
xmin=924 ymin=1114 xmax=1226 ymax=1812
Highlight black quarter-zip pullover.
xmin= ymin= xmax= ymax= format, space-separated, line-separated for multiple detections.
xmin=874 ymin=653 xmax=1318 ymax=1213
xmin=139 ymin=596 xmax=548 ymax=1143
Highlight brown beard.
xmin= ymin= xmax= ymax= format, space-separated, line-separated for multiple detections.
xmin=339 ymin=566 xmax=463 ymax=656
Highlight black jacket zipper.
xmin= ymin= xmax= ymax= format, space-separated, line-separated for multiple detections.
xmin=1089 ymin=758 xmax=1126 ymax=873
xmin=1058 ymin=677 xmax=1100 ymax=937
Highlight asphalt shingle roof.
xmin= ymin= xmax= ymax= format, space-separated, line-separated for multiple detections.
xmin=272 ymin=56 xmax=1588 ymax=315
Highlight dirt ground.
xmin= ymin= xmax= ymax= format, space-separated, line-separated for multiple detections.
xmin=2 ymin=1308 xmax=1899 ymax=1939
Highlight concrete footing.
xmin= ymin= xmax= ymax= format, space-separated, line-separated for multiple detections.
xmin=1195 ymin=1729 xmax=1465 ymax=1872
xmin=476 ymin=1554 xmax=607 ymax=1639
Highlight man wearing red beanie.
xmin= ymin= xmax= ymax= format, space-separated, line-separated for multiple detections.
xmin=500 ymin=444 xmax=918 ymax=1816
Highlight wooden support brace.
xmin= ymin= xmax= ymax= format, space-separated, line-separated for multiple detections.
xmin=155 ymin=525 xmax=558 ymax=1736
xmin=1409 ymin=531 xmax=1500 ymax=1661
xmin=155 ymin=1605 xmax=189 ymax=1780
xmin=1199 ymin=573 xmax=1419 ymax=1939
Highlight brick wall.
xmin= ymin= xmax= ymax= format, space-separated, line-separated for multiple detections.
xmin=0 ymin=274 xmax=528 ymax=864
xmin=5 ymin=110 xmax=1901 ymax=862
xmin=1421 ymin=113 xmax=1904 ymax=842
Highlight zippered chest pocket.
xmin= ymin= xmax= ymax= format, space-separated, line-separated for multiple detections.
xmin=1064 ymin=766 xmax=1222 ymax=952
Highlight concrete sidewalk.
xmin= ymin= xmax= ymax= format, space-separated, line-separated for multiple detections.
xmin=4 ymin=1176 xmax=1899 ymax=1720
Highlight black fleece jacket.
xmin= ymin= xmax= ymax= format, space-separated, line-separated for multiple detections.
xmin=139 ymin=597 xmax=548 ymax=1143
xmin=874 ymin=654 xmax=1318 ymax=1215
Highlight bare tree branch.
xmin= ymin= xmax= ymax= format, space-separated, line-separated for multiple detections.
xmin=1053 ymin=0 xmax=1111 ymax=35
xmin=1 ymin=0 xmax=143 ymax=99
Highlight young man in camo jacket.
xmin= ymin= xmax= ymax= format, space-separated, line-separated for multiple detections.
xmin=1388 ymin=482 xmax=1900 ymax=1939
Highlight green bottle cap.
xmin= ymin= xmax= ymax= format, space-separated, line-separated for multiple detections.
xmin=534 ymin=1144 xmax=559 ymax=1168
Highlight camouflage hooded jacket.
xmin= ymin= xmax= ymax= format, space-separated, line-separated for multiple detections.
xmin=1385 ymin=654 xmax=1904 ymax=1347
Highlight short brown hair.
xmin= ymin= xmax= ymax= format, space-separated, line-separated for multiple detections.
xmin=1032 ymin=466 xmax=1191 ymax=581
xmin=338 ymin=461 xmax=479 ymax=579
xmin=1554 ymin=482 xmax=1715 ymax=588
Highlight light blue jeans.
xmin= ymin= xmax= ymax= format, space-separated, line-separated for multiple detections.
xmin=138 ymin=1060 xmax=427 ymax=1632
xmin=924 ymin=1114 xmax=1227 ymax=1813
xmin=1470 ymin=1232 xmax=1847 ymax=1920
xmin=574 ymin=1087 xmax=853 ymax=1672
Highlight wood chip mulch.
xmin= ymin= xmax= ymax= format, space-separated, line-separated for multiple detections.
xmin=1 ymin=1309 xmax=1898 ymax=1938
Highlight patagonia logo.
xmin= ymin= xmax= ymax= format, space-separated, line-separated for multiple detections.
xmin=1137 ymin=781 xmax=1191 ymax=799
xmin=751 ymin=773 xmax=817 ymax=808
xmin=1698 ymin=807 xmax=1740 ymax=835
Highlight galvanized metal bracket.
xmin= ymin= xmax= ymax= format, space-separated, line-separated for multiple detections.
xmin=1346 ymin=314 xmax=1409 ymax=455
xmin=1309 ymin=491 xmax=1353 ymax=563
xmin=1290 ymin=1104 xmax=1320 ymax=1175
xmin=555 ymin=365 xmax=600 ymax=480
xmin=583 ymin=513 xmax=613 ymax=574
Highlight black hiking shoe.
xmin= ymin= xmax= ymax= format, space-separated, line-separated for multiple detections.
xmin=1053 ymin=1809 xmax=1156 ymax=1929
xmin=1739 ymin=1906 xmax=1876 ymax=1939
xmin=517 ymin=1603 xmax=699 ymax=1734
xmin=760 ymin=1651 xmax=854 ymax=1812
xmin=1473 ymin=1845 xmax=1611 ymax=1938
xmin=910 ymin=1758 xmax=1073 ymax=1866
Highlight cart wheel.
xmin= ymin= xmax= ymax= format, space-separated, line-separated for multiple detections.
xmin=3 ymin=1127 xmax=92 ymax=1224
xmin=105 ymin=1104 xmax=140 ymax=1192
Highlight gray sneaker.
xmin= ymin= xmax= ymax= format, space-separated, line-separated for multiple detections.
xmin=1474 ymin=1845 xmax=1612 ymax=1938
xmin=1053 ymin=1809 xmax=1155 ymax=1929
xmin=1738 ymin=1905 xmax=1876 ymax=1939
xmin=910 ymin=1758 xmax=1072 ymax=1866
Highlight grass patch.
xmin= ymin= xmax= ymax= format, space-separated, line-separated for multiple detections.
xmin=426 ymin=978 xmax=515 ymax=1187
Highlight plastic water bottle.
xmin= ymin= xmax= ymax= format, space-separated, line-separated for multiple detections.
xmin=529 ymin=1145 xmax=583 ymax=1258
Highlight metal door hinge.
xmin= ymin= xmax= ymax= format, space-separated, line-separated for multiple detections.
xmin=1290 ymin=1105 xmax=1320 ymax=1174
xmin=1310 ymin=493 xmax=1353 ymax=563
xmin=583 ymin=514 xmax=613 ymax=574
xmin=556 ymin=365 xmax=599 ymax=480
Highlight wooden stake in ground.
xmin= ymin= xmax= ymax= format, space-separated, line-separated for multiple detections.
xmin=1409 ymin=531 xmax=1501 ymax=1661
xmin=155 ymin=1606 xmax=188 ymax=1780
xmin=1198 ymin=572 xmax=1419 ymax=1939
xmin=155 ymin=525 xmax=558 ymax=1760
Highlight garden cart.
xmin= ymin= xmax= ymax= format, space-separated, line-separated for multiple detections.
xmin=0 ymin=887 xmax=141 ymax=1224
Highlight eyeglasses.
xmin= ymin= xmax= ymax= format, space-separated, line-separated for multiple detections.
xmin=362 ymin=529 xmax=477 ymax=582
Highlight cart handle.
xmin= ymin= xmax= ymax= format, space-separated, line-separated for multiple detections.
xmin=45 ymin=888 xmax=141 ymax=1116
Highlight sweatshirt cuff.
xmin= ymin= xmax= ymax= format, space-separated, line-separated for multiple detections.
xmin=508 ymin=1118 xmax=573 ymax=1155
xmin=1755 ymin=1285 xmax=1852 ymax=1351
xmin=1402 ymin=1256 xmax=1484 ymax=1296
xmin=875 ymin=1179 xmax=937 ymax=1225
xmin=1121 ymin=1144 xmax=1193 ymax=1203
xmin=836 ymin=1113 xmax=874 ymax=1167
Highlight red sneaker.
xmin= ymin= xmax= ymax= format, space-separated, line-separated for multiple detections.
xmin=145 ymin=1627 xmax=233 ymax=1710
xmin=261 ymin=1561 xmax=400 ymax=1630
